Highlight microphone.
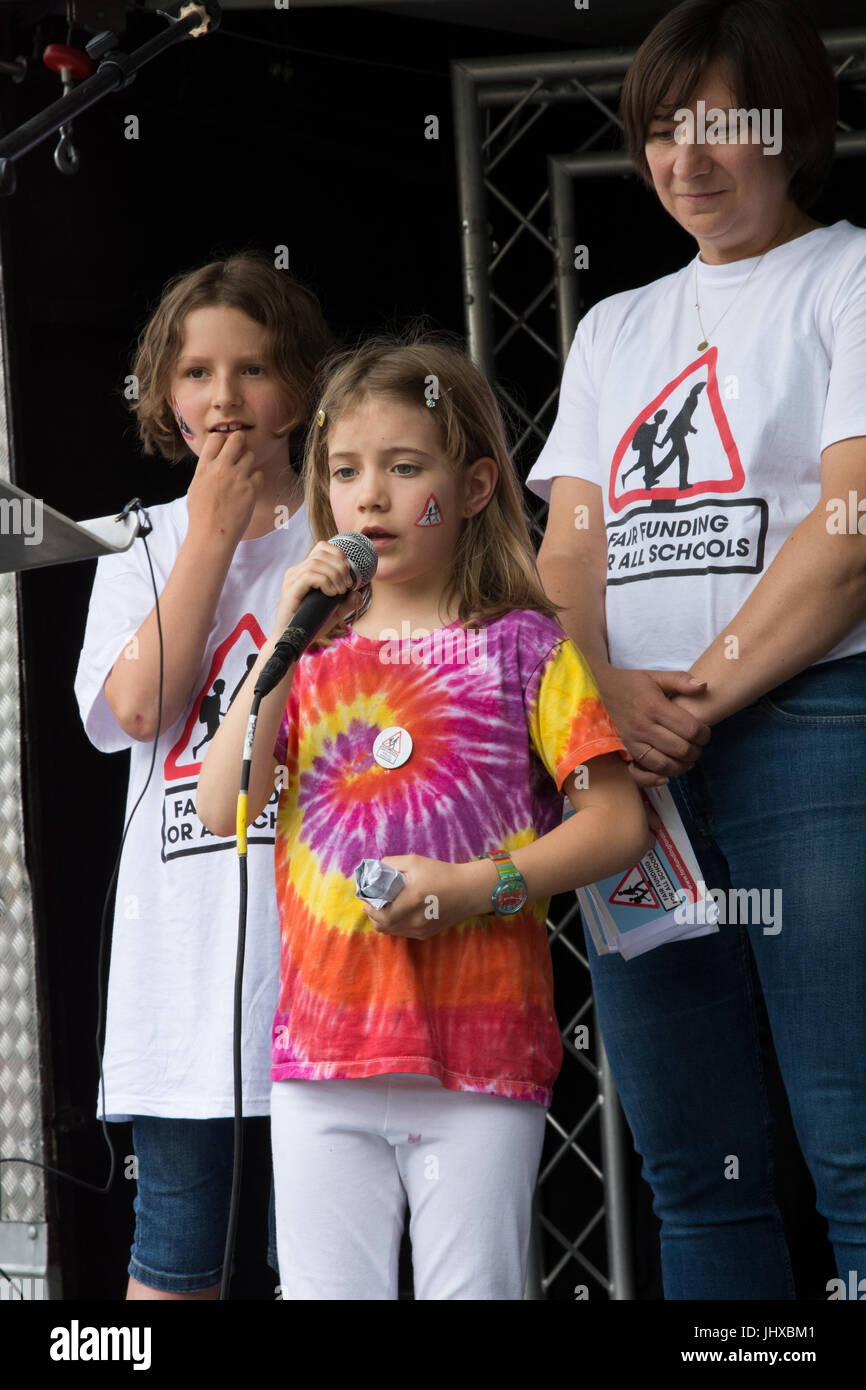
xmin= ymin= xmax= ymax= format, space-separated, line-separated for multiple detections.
xmin=254 ymin=532 xmax=378 ymax=697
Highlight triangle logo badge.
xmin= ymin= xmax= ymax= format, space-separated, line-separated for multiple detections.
xmin=164 ymin=613 xmax=268 ymax=782
xmin=609 ymin=864 xmax=660 ymax=910
xmin=608 ymin=347 xmax=744 ymax=515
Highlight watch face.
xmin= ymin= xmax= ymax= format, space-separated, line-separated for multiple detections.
xmin=494 ymin=883 xmax=527 ymax=915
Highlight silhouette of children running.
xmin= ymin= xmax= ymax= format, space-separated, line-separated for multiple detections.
xmin=228 ymin=654 xmax=258 ymax=707
xmin=621 ymin=410 xmax=668 ymax=488
xmin=649 ymin=383 xmax=706 ymax=489
xmin=617 ymin=881 xmax=653 ymax=906
xmin=192 ymin=678 xmax=226 ymax=758
xmin=620 ymin=382 xmax=707 ymax=492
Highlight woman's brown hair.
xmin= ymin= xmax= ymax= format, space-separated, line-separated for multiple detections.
xmin=303 ymin=330 xmax=562 ymax=634
xmin=620 ymin=0 xmax=837 ymax=211
xmin=128 ymin=251 xmax=334 ymax=462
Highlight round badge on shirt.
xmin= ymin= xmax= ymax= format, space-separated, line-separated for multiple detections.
xmin=373 ymin=726 xmax=413 ymax=769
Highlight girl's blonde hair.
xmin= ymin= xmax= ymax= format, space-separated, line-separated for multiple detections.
xmin=303 ymin=330 xmax=561 ymax=635
xmin=128 ymin=251 xmax=334 ymax=462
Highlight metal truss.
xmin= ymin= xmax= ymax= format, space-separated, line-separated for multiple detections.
xmin=451 ymin=31 xmax=866 ymax=1302
xmin=0 ymin=240 xmax=50 ymax=1298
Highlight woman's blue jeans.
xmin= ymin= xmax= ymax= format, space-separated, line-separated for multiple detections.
xmin=582 ymin=653 xmax=866 ymax=1300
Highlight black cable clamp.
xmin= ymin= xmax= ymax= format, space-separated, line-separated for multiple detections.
xmin=116 ymin=496 xmax=153 ymax=539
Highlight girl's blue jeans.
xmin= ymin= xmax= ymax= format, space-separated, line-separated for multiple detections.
xmin=580 ymin=652 xmax=866 ymax=1300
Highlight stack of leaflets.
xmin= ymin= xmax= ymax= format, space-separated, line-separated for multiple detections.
xmin=577 ymin=784 xmax=719 ymax=960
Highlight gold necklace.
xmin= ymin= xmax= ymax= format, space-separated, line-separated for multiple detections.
xmin=694 ymin=251 xmax=767 ymax=351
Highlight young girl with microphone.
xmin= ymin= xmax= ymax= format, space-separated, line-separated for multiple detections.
xmin=197 ymin=334 xmax=651 ymax=1300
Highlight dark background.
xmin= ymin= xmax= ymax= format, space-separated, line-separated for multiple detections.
xmin=1 ymin=0 xmax=863 ymax=1299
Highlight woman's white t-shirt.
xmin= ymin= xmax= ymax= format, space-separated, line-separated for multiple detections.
xmin=74 ymin=495 xmax=312 ymax=1119
xmin=526 ymin=220 xmax=866 ymax=671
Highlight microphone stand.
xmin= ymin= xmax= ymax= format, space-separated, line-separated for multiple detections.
xmin=0 ymin=1 xmax=221 ymax=196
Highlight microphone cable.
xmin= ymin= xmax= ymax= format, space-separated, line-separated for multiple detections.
xmin=220 ymin=620 xmax=314 ymax=1300
xmin=218 ymin=532 xmax=377 ymax=1300
xmin=220 ymin=684 xmax=263 ymax=1302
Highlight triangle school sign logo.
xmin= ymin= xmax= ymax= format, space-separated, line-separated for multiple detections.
xmin=603 ymin=346 xmax=768 ymax=586
xmin=608 ymin=347 xmax=744 ymax=514
xmin=164 ymin=613 xmax=268 ymax=782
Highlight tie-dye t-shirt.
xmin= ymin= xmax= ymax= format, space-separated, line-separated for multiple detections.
xmin=271 ymin=607 xmax=626 ymax=1107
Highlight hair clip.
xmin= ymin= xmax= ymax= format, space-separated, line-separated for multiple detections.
xmin=425 ymin=397 xmax=436 ymax=409
xmin=316 ymin=408 xmax=326 ymax=428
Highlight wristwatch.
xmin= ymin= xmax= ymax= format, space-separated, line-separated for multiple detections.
xmin=481 ymin=850 xmax=528 ymax=916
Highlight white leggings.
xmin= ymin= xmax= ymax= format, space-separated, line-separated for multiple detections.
xmin=271 ymin=1073 xmax=548 ymax=1300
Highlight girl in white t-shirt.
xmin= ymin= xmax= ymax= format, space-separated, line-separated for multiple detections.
xmin=75 ymin=253 xmax=333 ymax=1300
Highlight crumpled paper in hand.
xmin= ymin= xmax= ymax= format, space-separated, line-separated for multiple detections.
xmin=354 ymin=858 xmax=407 ymax=911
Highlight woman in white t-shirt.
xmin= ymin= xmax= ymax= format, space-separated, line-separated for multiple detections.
xmin=75 ymin=253 xmax=332 ymax=1298
xmin=528 ymin=0 xmax=866 ymax=1299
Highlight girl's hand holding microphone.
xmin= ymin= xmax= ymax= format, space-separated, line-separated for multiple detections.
xmin=197 ymin=541 xmax=362 ymax=838
xmin=269 ymin=540 xmax=364 ymax=645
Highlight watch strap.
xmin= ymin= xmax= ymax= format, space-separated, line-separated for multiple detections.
xmin=481 ymin=850 xmax=527 ymax=915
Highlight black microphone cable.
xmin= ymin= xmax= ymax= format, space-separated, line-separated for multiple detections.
xmin=220 ymin=629 xmax=315 ymax=1300
xmin=219 ymin=683 xmax=262 ymax=1302
xmin=219 ymin=531 xmax=377 ymax=1301
xmin=219 ymin=613 xmax=324 ymax=1301
xmin=218 ymin=626 xmax=335 ymax=1300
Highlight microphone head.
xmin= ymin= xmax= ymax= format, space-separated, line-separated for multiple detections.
xmin=327 ymin=531 xmax=379 ymax=587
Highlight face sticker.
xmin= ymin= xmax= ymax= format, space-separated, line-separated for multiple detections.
xmin=173 ymin=394 xmax=195 ymax=441
xmin=414 ymin=492 xmax=443 ymax=527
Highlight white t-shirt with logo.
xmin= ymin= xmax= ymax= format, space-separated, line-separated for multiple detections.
xmin=527 ymin=220 xmax=866 ymax=671
xmin=74 ymin=495 xmax=313 ymax=1119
